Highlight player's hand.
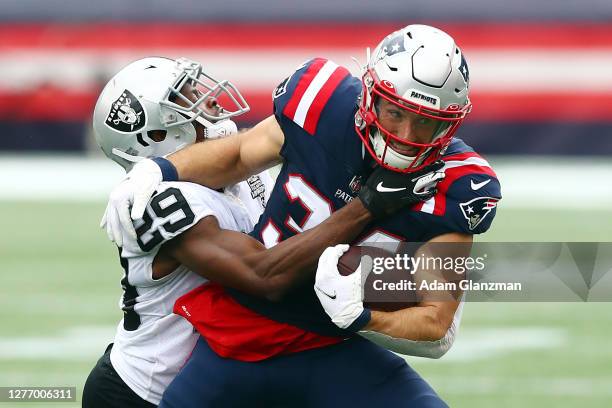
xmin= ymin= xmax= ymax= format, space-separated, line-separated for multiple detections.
xmin=100 ymin=158 xmax=163 ymax=246
xmin=314 ymin=245 xmax=371 ymax=331
xmin=358 ymin=160 xmax=445 ymax=218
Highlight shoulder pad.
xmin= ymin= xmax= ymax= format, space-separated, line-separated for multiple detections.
xmin=415 ymin=153 xmax=502 ymax=235
xmin=131 ymin=183 xmax=218 ymax=253
xmin=272 ymin=58 xmax=352 ymax=135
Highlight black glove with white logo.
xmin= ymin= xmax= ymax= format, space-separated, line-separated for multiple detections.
xmin=358 ymin=160 xmax=445 ymax=218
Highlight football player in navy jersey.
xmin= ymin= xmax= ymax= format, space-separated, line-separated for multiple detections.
xmin=102 ymin=24 xmax=501 ymax=407
xmin=85 ymin=56 xmax=443 ymax=408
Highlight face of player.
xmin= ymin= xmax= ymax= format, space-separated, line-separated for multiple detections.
xmin=170 ymin=81 xmax=224 ymax=143
xmin=376 ymin=98 xmax=444 ymax=156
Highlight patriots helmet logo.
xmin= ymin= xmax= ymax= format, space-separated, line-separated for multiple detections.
xmin=459 ymin=54 xmax=470 ymax=85
xmin=460 ymin=196 xmax=498 ymax=230
xmin=106 ymin=89 xmax=145 ymax=133
xmin=376 ymin=32 xmax=406 ymax=62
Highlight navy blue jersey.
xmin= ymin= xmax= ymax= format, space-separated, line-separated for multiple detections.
xmin=226 ymin=58 xmax=502 ymax=337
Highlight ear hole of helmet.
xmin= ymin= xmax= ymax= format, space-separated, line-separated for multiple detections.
xmin=148 ymin=130 xmax=167 ymax=143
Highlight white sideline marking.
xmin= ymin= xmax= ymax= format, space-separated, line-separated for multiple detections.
xmin=427 ymin=376 xmax=612 ymax=396
xmin=405 ymin=327 xmax=567 ymax=363
xmin=2 ymin=156 xmax=612 ymax=209
xmin=0 ymin=155 xmax=124 ymax=201
xmin=0 ymin=325 xmax=565 ymax=363
xmin=0 ymin=325 xmax=115 ymax=360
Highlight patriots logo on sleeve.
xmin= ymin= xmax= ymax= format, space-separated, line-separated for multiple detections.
xmin=273 ymin=75 xmax=291 ymax=99
xmin=411 ymin=143 xmax=502 ymax=236
xmin=459 ymin=196 xmax=499 ymax=231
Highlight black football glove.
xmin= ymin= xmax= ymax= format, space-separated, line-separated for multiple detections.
xmin=358 ymin=160 xmax=445 ymax=218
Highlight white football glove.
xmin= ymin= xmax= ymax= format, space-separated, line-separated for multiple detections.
xmin=100 ymin=158 xmax=163 ymax=246
xmin=314 ymin=244 xmax=370 ymax=331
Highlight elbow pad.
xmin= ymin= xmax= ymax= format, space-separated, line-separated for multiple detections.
xmin=359 ymin=300 xmax=464 ymax=359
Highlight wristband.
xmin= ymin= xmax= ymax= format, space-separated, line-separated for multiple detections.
xmin=151 ymin=157 xmax=179 ymax=182
xmin=346 ymin=308 xmax=372 ymax=332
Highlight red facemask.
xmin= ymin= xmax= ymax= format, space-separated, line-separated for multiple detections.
xmin=355 ymin=68 xmax=472 ymax=173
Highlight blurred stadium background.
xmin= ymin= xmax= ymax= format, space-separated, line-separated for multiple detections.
xmin=1 ymin=1 xmax=611 ymax=407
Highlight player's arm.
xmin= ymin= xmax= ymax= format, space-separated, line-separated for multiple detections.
xmin=315 ymin=232 xmax=470 ymax=357
xmin=360 ymin=233 xmax=472 ymax=358
xmin=158 ymin=162 xmax=445 ymax=299
xmin=101 ymin=116 xmax=285 ymax=246
xmin=365 ymin=233 xmax=469 ymax=339
xmin=160 ymin=197 xmax=373 ymax=301
xmin=168 ymin=116 xmax=284 ymax=189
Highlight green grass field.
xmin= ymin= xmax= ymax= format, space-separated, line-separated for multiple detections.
xmin=1 ymin=201 xmax=611 ymax=407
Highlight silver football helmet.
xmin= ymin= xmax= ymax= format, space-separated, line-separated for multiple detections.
xmin=355 ymin=24 xmax=472 ymax=173
xmin=93 ymin=56 xmax=249 ymax=170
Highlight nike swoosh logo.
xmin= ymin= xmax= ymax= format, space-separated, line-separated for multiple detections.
xmin=316 ymin=286 xmax=337 ymax=300
xmin=376 ymin=182 xmax=406 ymax=193
xmin=471 ymin=179 xmax=491 ymax=190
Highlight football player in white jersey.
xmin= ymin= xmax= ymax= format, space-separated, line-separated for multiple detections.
xmin=83 ymin=57 xmax=442 ymax=407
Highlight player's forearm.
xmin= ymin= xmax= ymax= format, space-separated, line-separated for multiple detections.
xmin=245 ymin=198 xmax=373 ymax=298
xmin=366 ymin=235 xmax=469 ymax=340
xmin=364 ymin=306 xmax=451 ymax=342
xmin=168 ymin=116 xmax=284 ymax=189
xmin=167 ymin=134 xmax=247 ymax=189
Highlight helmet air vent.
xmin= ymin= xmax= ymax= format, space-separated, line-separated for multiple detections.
xmin=385 ymin=60 xmax=398 ymax=72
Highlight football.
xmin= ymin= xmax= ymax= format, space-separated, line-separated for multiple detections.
xmin=337 ymin=245 xmax=365 ymax=276
xmin=338 ymin=245 xmax=417 ymax=311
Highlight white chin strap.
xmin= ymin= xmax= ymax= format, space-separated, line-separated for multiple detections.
xmin=112 ymin=148 xmax=144 ymax=163
xmin=370 ymin=130 xmax=415 ymax=170
xmin=205 ymin=119 xmax=238 ymax=139
xmin=185 ymin=109 xmax=238 ymax=140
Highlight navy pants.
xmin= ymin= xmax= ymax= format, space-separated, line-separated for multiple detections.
xmin=159 ymin=336 xmax=448 ymax=408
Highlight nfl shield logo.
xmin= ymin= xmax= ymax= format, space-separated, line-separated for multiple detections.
xmin=349 ymin=175 xmax=363 ymax=194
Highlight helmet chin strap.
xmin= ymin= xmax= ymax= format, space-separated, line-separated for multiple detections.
xmin=206 ymin=118 xmax=238 ymax=139
xmin=112 ymin=148 xmax=144 ymax=163
xmin=369 ymin=128 xmax=415 ymax=170
xmin=184 ymin=110 xmax=239 ymax=139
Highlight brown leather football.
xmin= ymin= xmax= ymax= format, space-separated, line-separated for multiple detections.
xmin=337 ymin=245 xmax=365 ymax=276
xmin=337 ymin=245 xmax=417 ymax=311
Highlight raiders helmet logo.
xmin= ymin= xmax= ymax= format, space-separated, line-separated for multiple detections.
xmin=460 ymin=196 xmax=498 ymax=231
xmin=106 ymin=89 xmax=146 ymax=132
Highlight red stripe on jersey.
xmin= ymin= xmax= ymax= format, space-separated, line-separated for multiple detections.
xmin=412 ymin=201 xmax=426 ymax=212
xmin=443 ymin=151 xmax=483 ymax=162
xmin=432 ymin=163 xmax=497 ymax=216
xmin=282 ymin=58 xmax=327 ymax=122
xmin=302 ymin=66 xmax=350 ymax=135
xmin=174 ymin=282 xmax=343 ymax=362
xmin=412 ymin=151 xmax=483 ymax=213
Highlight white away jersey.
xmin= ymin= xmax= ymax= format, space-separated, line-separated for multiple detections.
xmin=109 ymin=173 xmax=272 ymax=404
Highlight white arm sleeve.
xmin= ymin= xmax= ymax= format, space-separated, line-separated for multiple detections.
xmin=358 ymin=300 xmax=464 ymax=359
